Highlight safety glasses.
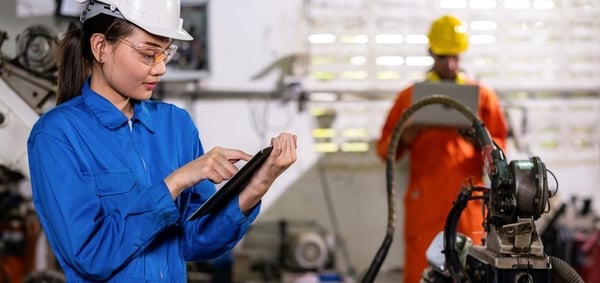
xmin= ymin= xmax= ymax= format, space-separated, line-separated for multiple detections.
xmin=115 ymin=38 xmax=178 ymax=66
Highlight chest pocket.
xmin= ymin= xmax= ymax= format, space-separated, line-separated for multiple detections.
xmin=94 ymin=171 xmax=140 ymax=213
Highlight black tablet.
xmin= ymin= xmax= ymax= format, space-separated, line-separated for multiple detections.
xmin=187 ymin=146 xmax=273 ymax=221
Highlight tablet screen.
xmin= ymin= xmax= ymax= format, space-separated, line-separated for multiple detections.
xmin=187 ymin=146 xmax=273 ymax=220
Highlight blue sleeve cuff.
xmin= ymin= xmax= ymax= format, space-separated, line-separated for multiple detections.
xmin=147 ymin=181 xmax=180 ymax=227
xmin=223 ymin=196 xmax=260 ymax=232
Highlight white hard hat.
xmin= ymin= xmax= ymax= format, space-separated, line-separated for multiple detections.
xmin=77 ymin=0 xmax=193 ymax=41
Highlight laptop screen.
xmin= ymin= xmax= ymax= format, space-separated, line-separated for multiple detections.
xmin=410 ymin=82 xmax=480 ymax=128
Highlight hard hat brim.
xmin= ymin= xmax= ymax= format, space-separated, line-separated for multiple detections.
xmin=137 ymin=25 xmax=193 ymax=41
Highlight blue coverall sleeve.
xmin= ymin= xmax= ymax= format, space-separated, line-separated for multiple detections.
xmin=179 ymin=187 xmax=260 ymax=261
xmin=28 ymin=130 xmax=180 ymax=279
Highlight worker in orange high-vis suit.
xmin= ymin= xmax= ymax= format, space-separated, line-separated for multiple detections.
xmin=376 ymin=15 xmax=508 ymax=283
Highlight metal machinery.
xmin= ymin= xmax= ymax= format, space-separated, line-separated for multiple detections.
xmin=0 ymin=24 xmax=57 ymax=179
xmin=360 ymin=95 xmax=584 ymax=283
xmin=440 ymin=124 xmax=556 ymax=283
xmin=438 ymin=102 xmax=584 ymax=283
xmin=0 ymin=25 xmax=62 ymax=282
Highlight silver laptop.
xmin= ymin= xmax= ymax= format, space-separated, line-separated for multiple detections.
xmin=410 ymin=81 xmax=480 ymax=127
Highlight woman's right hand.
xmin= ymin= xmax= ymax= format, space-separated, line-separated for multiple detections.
xmin=163 ymin=147 xmax=253 ymax=199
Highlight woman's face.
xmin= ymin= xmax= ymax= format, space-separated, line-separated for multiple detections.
xmin=92 ymin=28 xmax=173 ymax=105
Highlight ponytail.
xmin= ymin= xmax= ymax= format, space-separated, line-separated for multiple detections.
xmin=56 ymin=28 xmax=90 ymax=105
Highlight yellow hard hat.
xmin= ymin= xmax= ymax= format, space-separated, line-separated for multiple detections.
xmin=427 ymin=15 xmax=469 ymax=55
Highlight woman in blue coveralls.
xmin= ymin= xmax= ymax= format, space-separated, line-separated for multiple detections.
xmin=26 ymin=0 xmax=297 ymax=282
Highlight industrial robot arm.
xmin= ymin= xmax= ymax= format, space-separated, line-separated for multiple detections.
xmin=443 ymin=119 xmax=554 ymax=282
xmin=442 ymin=111 xmax=584 ymax=283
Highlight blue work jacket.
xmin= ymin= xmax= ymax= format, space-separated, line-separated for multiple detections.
xmin=27 ymin=80 xmax=259 ymax=282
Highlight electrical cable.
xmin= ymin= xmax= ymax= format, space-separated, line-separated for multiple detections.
xmin=361 ymin=94 xmax=479 ymax=283
xmin=316 ymin=159 xmax=357 ymax=280
xmin=248 ymin=93 xmax=294 ymax=143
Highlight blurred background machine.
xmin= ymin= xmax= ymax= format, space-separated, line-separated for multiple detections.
xmin=540 ymin=196 xmax=600 ymax=283
xmin=232 ymin=220 xmax=338 ymax=283
xmin=0 ymin=24 xmax=57 ymax=180
xmin=0 ymin=25 xmax=62 ymax=283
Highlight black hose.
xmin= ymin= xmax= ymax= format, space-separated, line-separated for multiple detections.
xmin=549 ymin=256 xmax=585 ymax=283
xmin=361 ymin=95 xmax=479 ymax=283
xmin=443 ymin=189 xmax=472 ymax=283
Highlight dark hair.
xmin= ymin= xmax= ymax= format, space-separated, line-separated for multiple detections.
xmin=56 ymin=14 xmax=135 ymax=105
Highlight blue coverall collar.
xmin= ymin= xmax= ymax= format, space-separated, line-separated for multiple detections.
xmin=82 ymin=79 xmax=155 ymax=132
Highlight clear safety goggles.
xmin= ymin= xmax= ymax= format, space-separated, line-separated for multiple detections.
xmin=115 ymin=38 xmax=178 ymax=66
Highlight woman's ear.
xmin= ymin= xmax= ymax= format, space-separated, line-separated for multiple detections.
xmin=90 ymin=33 xmax=107 ymax=64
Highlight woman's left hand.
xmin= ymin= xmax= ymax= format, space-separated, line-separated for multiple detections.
xmin=238 ymin=132 xmax=297 ymax=214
